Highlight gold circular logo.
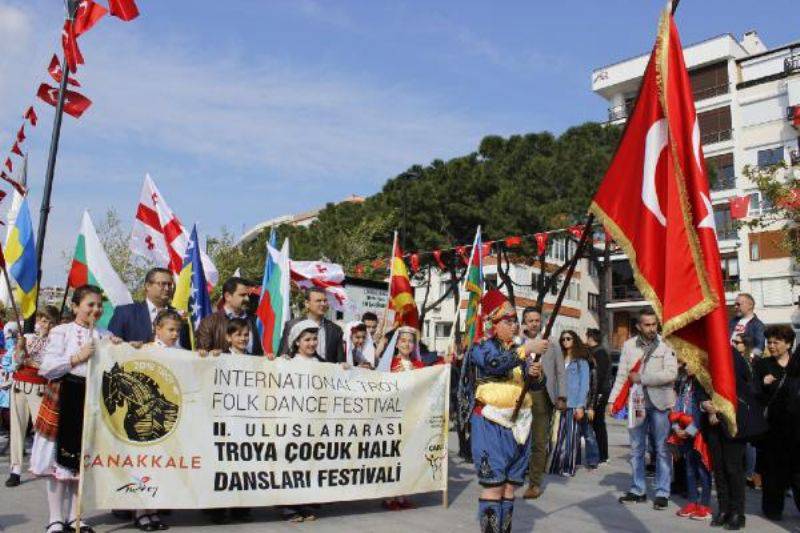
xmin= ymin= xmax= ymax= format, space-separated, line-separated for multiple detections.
xmin=101 ymin=359 xmax=182 ymax=445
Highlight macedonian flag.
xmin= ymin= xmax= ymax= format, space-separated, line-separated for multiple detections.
xmin=590 ymin=6 xmax=737 ymax=432
xmin=388 ymin=233 xmax=420 ymax=330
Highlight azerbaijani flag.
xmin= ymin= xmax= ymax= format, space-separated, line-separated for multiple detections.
xmin=463 ymin=227 xmax=483 ymax=346
xmin=388 ymin=232 xmax=419 ymax=330
xmin=67 ymin=211 xmax=133 ymax=328
xmin=172 ymin=225 xmax=212 ymax=347
xmin=6 ymin=196 xmax=38 ymax=318
xmin=256 ymin=237 xmax=290 ymax=355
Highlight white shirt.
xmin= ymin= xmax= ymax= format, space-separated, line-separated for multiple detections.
xmin=39 ymin=322 xmax=110 ymax=379
xmin=146 ymin=299 xmax=164 ymax=332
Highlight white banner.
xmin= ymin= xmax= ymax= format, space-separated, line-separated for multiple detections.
xmin=79 ymin=343 xmax=449 ymax=509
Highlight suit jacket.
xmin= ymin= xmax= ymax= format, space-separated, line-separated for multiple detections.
xmin=540 ymin=340 xmax=567 ymax=404
xmin=108 ymin=301 xmax=190 ymax=349
xmin=195 ymin=310 xmax=263 ymax=355
xmin=278 ymin=316 xmax=345 ymax=363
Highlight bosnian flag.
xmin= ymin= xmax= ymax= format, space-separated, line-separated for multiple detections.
xmin=130 ymin=174 xmax=218 ymax=286
xmin=67 ymin=211 xmax=133 ymax=328
xmin=256 ymin=238 xmax=290 ymax=356
xmin=290 ymin=260 xmax=348 ymax=310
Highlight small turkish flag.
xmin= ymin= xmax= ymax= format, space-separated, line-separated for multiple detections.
xmin=24 ymin=106 xmax=37 ymax=126
xmin=3 ymin=158 xmax=11 ymax=172
xmin=37 ymin=83 xmax=92 ymax=118
xmin=793 ymin=106 xmax=800 ymax=128
xmin=409 ymin=253 xmax=420 ymax=273
xmin=504 ymin=235 xmax=522 ymax=247
xmin=481 ymin=242 xmax=492 ymax=258
xmin=16 ymin=126 xmax=25 ymax=143
xmin=455 ymin=245 xmax=468 ymax=265
xmin=11 ymin=142 xmax=23 ymax=157
xmin=108 ymin=0 xmax=139 ymax=21
xmin=354 ymin=263 xmax=364 ymax=276
xmin=534 ymin=232 xmax=548 ymax=256
xmin=48 ymin=55 xmax=81 ymax=87
xmin=73 ymin=0 xmax=107 ymax=36
xmin=568 ymin=224 xmax=585 ymax=240
xmin=778 ymin=188 xmax=800 ymax=210
xmin=432 ymin=249 xmax=446 ymax=270
xmin=61 ymin=20 xmax=84 ymax=73
xmin=729 ymin=196 xmax=750 ymax=219
xmin=0 ymin=172 xmax=24 ymax=195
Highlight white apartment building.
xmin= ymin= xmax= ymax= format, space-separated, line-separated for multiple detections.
xmin=592 ymin=31 xmax=800 ymax=348
xmin=414 ymin=237 xmax=601 ymax=353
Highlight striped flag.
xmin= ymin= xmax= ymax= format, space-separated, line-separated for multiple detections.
xmin=5 ymin=196 xmax=37 ymax=318
xmin=67 ymin=211 xmax=133 ymax=328
xmin=388 ymin=232 xmax=419 ymax=330
xmin=463 ymin=227 xmax=484 ymax=347
xmin=172 ymin=225 xmax=212 ymax=346
xmin=256 ymin=237 xmax=290 ymax=356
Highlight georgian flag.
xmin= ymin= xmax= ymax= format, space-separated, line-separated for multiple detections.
xmin=130 ymin=174 xmax=219 ymax=287
xmin=290 ymin=260 xmax=348 ymax=311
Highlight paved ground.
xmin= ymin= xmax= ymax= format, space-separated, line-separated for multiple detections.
xmin=1 ymin=420 xmax=798 ymax=532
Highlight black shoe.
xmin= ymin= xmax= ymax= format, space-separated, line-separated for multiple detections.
xmin=711 ymin=512 xmax=730 ymax=527
xmin=723 ymin=513 xmax=745 ymax=530
xmin=5 ymin=473 xmax=20 ymax=487
xmin=762 ymin=512 xmax=782 ymax=522
xmin=618 ymin=492 xmax=647 ymax=504
xmin=652 ymin=496 xmax=668 ymax=510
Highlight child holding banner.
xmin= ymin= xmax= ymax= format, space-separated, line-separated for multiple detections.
xmin=32 ymin=285 xmax=110 ymax=533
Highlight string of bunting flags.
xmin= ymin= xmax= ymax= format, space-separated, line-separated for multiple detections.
xmin=353 ymin=223 xmax=614 ymax=276
xmin=0 ymin=0 xmax=140 ymax=217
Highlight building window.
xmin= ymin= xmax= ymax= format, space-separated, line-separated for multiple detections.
xmin=757 ymin=147 xmax=784 ymax=168
xmin=698 ymin=107 xmax=732 ymax=145
xmin=720 ymin=254 xmax=740 ymax=292
xmin=434 ymin=322 xmax=452 ymax=338
xmin=750 ymin=241 xmax=760 ymax=261
xmin=690 ymin=61 xmax=729 ymax=101
xmin=439 ymin=280 xmax=451 ymax=296
xmin=705 ymin=153 xmax=735 ymax=190
xmin=588 ymin=293 xmax=599 ymax=313
xmin=547 ymin=238 xmax=567 ymax=262
xmin=424 ymin=320 xmax=430 ymax=338
xmin=713 ymin=205 xmax=737 ymax=240
xmin=747 ymin=191 xmax=773 ymax=217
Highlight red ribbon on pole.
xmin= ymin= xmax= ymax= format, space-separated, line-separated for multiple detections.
xmin=534 ymin=232 xmax=548 ymax=256
xmin=432 ymin=250 xmax=446 ymax=270
xmin=409 ymin=253 xmax=420 ymax=273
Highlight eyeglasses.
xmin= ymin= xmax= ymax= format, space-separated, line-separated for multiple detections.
xmin=149 ymin=281 xmax=174 ymax=288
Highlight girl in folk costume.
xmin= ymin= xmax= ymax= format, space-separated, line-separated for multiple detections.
xmin=345 ymin=321 xmax=375 ymax=369
xmin=31 ymin=285 xmax=111 ymax=533
xmin=457 ymin=289 xmax=548 ymax=533
xmin=382 ymin=326 xmax=423 ymax=510
xmin=281 ymin=319 xmax=322 ymax=523
xmin=549 ymin=330 xmax=599 ymax=476
xmin=390 ymin=326 xmax=424 ymax=373
xmin=6 ymin=306 xmax=59 ymax=488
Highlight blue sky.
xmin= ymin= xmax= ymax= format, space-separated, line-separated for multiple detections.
xmin=0 ymin=0 xmax=797 ymax=284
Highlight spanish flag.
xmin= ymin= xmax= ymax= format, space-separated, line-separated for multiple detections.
xmin=5 ymin=196 xmax=38 ymax=318
xmin=388 ymin=232 xmax=419 ymax=330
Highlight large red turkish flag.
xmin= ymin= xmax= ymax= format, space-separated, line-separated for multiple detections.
xmin=590 ymin=8 xmax=737 ymax=432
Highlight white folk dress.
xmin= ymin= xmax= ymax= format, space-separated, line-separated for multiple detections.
xmin=29 ymin=322 xmax=108 ymax=480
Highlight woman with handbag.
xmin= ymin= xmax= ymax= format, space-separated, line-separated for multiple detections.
xmin=755 ymin=324 xmax=799 ymax=521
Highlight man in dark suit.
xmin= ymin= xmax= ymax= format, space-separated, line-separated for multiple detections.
xmin=196 ymin=276 xmax=263 ymax=355
xmin=279 ymin=287 xmax=344 ymax=363
xmin=108 ymin=267 xmax=190 ymax=348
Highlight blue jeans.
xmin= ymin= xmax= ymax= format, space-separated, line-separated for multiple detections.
xmin=628 ymin=407 xmax=671 ymax=498
xmin=685 ymin=449 xmax=711 ymax=506
xmin=579 ymin=417 xmax=600 ymax=467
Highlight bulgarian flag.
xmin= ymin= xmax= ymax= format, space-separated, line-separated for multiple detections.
xmin=388 ymin=232 xmax=419 ymax=330
xmin=463 ymin=227 xmax=484 ymax=346
xmin=256 ymin=238 xmax=290 ymax=356
xmin=67 ymin=211 xmax=133 ymax=328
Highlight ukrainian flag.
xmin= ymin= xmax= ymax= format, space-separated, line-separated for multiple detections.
xmin=5 ymin=196 xmax=38 ymax=318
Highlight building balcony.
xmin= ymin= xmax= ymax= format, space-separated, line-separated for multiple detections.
xmin=607 ymin=105 xmax=628 ymax=123
xmin=701 ymin=129 xmax=732 ymax=145
xmin=693 ymin=84 xmax=729 ymax=102
xmin=611 ymin=284 xmax=643 ymax=302
xmin=784 ymin=54 xmax=800 ymax=74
